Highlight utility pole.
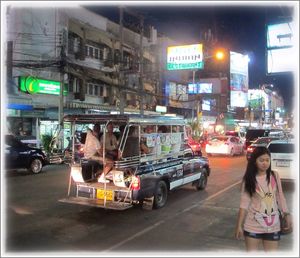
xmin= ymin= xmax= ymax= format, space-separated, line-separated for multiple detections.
xmin=139 ymin=17 xmax=144 ymax=115
xmin=191 ymin=70 xmax=196 ymax=120
xmin=119 ymin=7 xmax=125 ymax=114
xmin=7 ymin=41 xmax=13 ymax=94
xmin=58 ymin=29 xmax=66 ymax=150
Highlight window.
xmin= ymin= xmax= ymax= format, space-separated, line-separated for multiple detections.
xmin=95 ymin=48 xmax=99 ymax=59
xmin=94 ymin=85 xmax=99 ymax=95
xmin=68 ymin=83 xmax=74 ymax=93
xmin=85 ymin=44 xmax=104 ymax=60
xmin=89 ymin=46 xmax=93 ymax=57
xmin=85 ymin=83 xmax=106 ymax=96
xmin=89 ymin=84 xmax=93 ymax=95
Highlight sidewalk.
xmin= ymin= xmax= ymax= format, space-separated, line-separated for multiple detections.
xmin=198 ymin=182 xmax=296 ymax=253
xmin=122 ymin=181 xmax=297 ymax=255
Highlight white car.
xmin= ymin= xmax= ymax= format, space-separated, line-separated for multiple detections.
xmin=205 ymin=136 xmax=244 ymax=156
xmin=267 ymin=139 xmax=296 ymax=180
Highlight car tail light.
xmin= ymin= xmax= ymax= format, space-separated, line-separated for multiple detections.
xmin=130 ymin=176 xmax=140 ymax=190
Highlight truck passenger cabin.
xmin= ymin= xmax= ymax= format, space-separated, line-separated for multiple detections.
xmin=59 ymin=114 xmax=210 ymax=210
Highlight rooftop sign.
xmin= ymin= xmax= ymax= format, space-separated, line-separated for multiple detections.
xmin=167 ymin=44 xmax=204 ymax=70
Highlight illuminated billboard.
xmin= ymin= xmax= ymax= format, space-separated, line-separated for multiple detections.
xmin=267 ymin=22 xmax=294 ymax=48
xmin=167 ymin=44 xmax=204 ymax=70
xmin=266 ymin=21 xmax=295 ymax=74
xmin=267 ymin=45 xmax=295 ymax=74
xmin=202 ymin=99 xmax=216 ymax=111
xmin=230 ymin=52 xmax=249 ymax=108
xmin=165 ymin=81 xmax=188 ymax=106
xmin=188 ymin=83 xmax=212 ymax=94
xmin=19 ymin=76 xmax=68 ymax=95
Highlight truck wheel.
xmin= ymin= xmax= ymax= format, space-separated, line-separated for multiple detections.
xmin=153 ymin=181 xmax=168 ymax=209
xmin=28 ymin=158 xmax=43 ymax=174
xmin=195 ymin=168 xmax=208 ymax=190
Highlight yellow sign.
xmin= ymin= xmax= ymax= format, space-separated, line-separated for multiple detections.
xmin=96 ymin=189 xmax=114 ymax=201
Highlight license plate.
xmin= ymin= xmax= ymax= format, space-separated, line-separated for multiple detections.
xmin=276 ymin=161 xmax=290 ymax=167
xmin=96 ymin=189 xmax=114 ymax=201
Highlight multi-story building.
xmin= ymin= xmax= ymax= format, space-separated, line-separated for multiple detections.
xmin=248 ymin=87 xmax=284 ymax=127
xmin=5 ymin=6 xmax=159 ymax=143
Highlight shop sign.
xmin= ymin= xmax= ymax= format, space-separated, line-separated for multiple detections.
xmin=21 ymin=110 xmax=45 ymax=117
xmin=7 ymin=109 xmax=21 ymax=117
xmin=19 ymin=76 xmax=68 ymax=96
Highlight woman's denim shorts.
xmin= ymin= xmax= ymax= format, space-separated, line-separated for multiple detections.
xmin=244 ymin=230 xmax=281 ymax=241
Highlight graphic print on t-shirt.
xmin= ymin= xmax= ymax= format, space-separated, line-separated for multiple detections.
xmin=254 ymin=176 xmax=280 ymax=228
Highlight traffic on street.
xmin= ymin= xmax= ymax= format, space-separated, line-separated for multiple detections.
xmin=4 ymin=153 xmax=295 ymax=255
xmin=2 ymin=2 xmax=297 ymax=257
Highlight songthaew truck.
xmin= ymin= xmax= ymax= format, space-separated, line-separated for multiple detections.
xmin=59 ymin=114 xmax=210 ymax=210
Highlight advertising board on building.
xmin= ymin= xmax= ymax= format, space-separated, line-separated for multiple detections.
xmin=266 ymin=21 xmax=295 ymax=74
xmin=229 ymin=51 xmax=249 ymax=108
xmin=167 ymin=44 xmax=204 ymax=70
xmin=19 ymin=76 xmax=68 ymax=96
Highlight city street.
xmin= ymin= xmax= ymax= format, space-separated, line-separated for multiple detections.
xmin=3 ymin=154 xmax=296 ymax=255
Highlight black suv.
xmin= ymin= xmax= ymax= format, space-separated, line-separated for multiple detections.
xmin=5 ymin=134 xmax=49 ymax=174
xmin=245 ymin=128 xmax=283 ymax=148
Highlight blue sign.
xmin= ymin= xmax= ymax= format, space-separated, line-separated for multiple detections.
xmin=7 ymin=104 xmax=33 ymax=110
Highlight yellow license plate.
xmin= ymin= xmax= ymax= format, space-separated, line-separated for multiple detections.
xmin=96 ymin=189 xmax=114 ymax=201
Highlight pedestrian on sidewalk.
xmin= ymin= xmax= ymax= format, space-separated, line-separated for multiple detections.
xmin=235 ymin=147 xmax=292 ymax=252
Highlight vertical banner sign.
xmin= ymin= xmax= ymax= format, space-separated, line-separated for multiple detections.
xmin=229 ymin=52 xmax=249 ymax=108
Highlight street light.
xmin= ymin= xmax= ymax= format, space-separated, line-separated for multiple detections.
xmin=191 ymin=49 xmax=226 ymax=121
xmin=215 ymin=50 xmax=225 ymax=60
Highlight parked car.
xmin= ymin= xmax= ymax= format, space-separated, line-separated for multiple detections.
xmin=246 ymin=136 xmax=282 ymax=160
xmin=205 ymin=135 xmax=244 ymax=156
xmin=5 ymin=134 xmax=49 ymax=174
xmin=267 ymin=139 xmax=295 ymax=180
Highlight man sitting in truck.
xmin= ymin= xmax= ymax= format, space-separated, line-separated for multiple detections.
xmin=83 ymin=124 xmax=113 ymax=183
xmin=99 ymin=122 xmax=119 ymax=161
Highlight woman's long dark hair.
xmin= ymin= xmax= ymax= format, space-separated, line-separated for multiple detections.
xmin=243 ymin=147 xmax=274 ymax=197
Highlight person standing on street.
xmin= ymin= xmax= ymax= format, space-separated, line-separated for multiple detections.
xmin=235 ymin=147 xmax=292 ymax=252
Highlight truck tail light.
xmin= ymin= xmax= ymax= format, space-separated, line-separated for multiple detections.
xmin=130 ymin=176 xmax=140 ymax=191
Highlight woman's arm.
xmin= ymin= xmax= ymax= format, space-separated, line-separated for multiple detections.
xmin=235 ymin=208 xmax=247 ymax=240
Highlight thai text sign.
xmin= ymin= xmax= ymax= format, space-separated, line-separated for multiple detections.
xmin=19 ymin=76 xmax=67 ymax=95
xmin=167 ymin=44 xmax=204 ymax=70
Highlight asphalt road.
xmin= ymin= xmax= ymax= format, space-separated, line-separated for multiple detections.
xmin=3 ymin=154 xmax=297 ymax=256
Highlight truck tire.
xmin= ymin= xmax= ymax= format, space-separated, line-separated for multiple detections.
xmin=153 ymin=180 xmax=168 ymax=209
xmin=195 ymin=168 xmax=208 ymax=190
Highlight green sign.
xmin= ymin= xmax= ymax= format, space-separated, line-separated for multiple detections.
xmin=167 ymin=62 xmax=204 ymax=70
xmin=19 ymin=76 xmax=68 ymax=95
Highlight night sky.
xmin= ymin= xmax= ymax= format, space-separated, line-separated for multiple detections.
xmin=84 ymin=3 xmax=297 ymax=113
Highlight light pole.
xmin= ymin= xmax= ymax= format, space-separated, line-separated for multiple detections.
xmin=191 ymin=49 xmax=225 ymax=121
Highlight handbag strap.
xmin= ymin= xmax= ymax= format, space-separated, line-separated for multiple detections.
xmin=273 ymin=172 xmax=283 ymax=213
